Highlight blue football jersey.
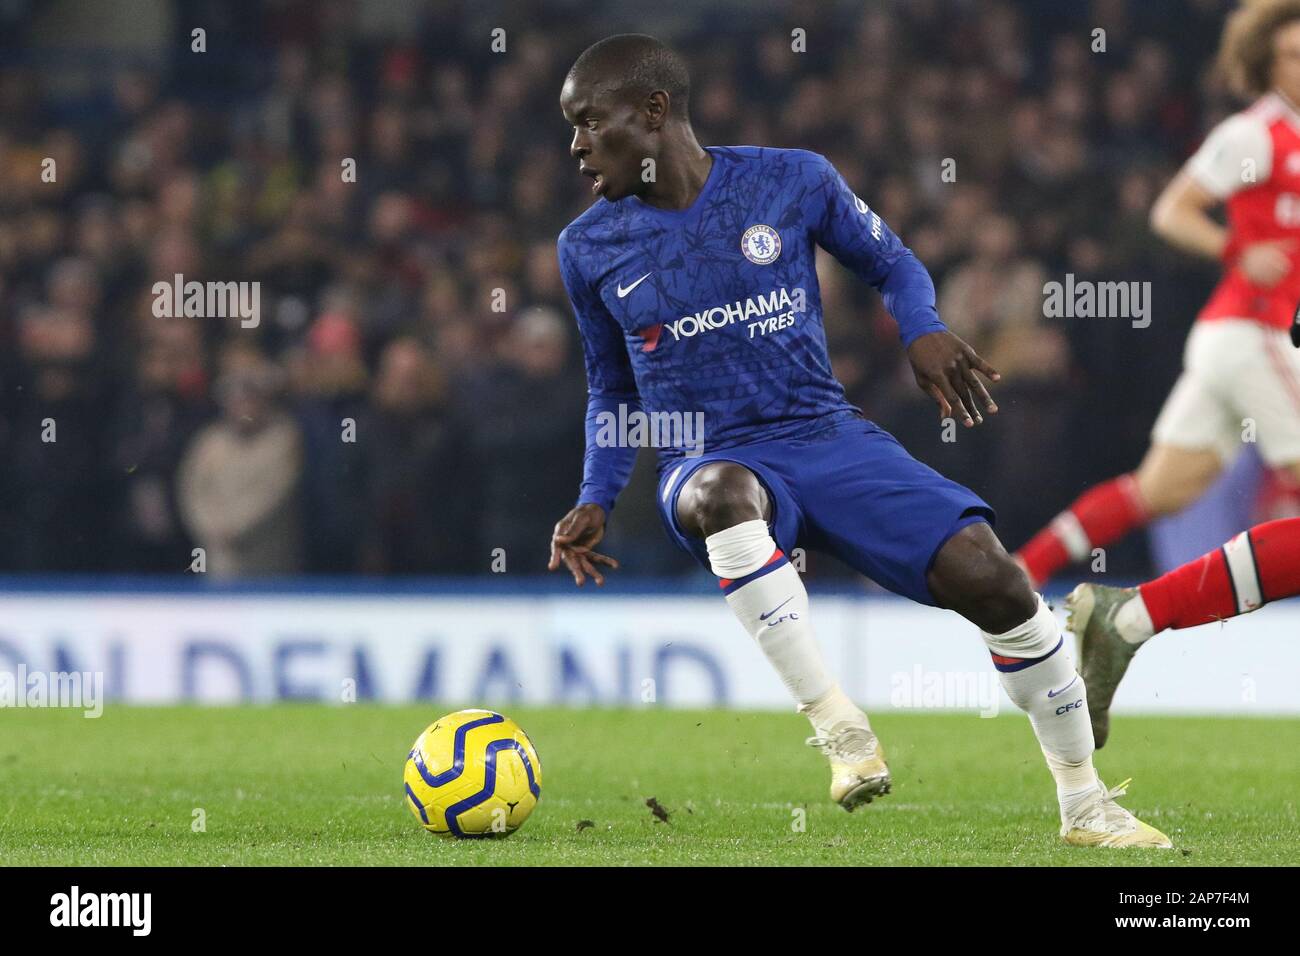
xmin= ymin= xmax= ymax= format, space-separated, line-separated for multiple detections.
xmin=557 ymin=146 xmax=945 ymax=511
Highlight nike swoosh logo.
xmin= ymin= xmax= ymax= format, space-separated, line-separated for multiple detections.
xmin=759 ymin=596 xmax=794 ymax=621
xmin=616 ymin=273 xmax=652 ymax=297
xmin=1047 ymin=676 xmax=1078 ymax=698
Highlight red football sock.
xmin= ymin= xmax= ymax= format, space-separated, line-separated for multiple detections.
xmin=1140 ymin=517 xmax=1300 ymax=632
xmin=1017 ymin=474 xmax=1149 ymax=585
xmin=1251 ymin=516 xmax=1300 ymax=600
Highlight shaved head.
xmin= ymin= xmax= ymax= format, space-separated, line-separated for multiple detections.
xmin=560 ymin=34 xmax=706 ymax=204
xmin=566 ymin=34 xmax=691 ymax=121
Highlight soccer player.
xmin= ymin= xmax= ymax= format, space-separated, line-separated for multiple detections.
xmin=1070 ymin=516 xmax=1300 ymax=747
xmin=547 ymin=34 xmax=1169 ymax=848
xmin=1017 ymin=0 xmax=1300 ymax=589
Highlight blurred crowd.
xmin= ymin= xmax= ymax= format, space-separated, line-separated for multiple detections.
xmin=0 ymin=0 xmax=1250 ymax=579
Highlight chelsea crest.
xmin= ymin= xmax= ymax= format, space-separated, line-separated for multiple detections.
xmin=741 ymin=224 xmax=781 ymax=264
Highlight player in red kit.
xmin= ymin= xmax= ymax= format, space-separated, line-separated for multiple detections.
xmin=1022 ymin=2 xmax=1300 ymax=746
xmin=1068 ymin=516 xmax=1300 ymax=747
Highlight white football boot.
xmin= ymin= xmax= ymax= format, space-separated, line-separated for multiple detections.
xmin=1060 ymin=776 xmax=1173 ymax=849
xmin=804 ymin=720 xmax=891 ymax=811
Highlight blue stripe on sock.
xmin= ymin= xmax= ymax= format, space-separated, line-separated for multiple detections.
xmin=721 ymin=553 xmax=789 ymax=595
xmin=990 ymin=635 xmax=1063 ymax=672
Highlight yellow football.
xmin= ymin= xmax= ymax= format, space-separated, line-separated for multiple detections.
xmin=403 ymin=709 xmax=542 ymax=838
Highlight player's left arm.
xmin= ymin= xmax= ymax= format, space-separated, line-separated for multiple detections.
xmin=804 ymin=152 xmax=1000 ymax=426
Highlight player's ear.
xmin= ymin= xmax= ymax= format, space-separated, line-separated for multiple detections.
xmin=644 ymin=90 xmax=669 ymax=129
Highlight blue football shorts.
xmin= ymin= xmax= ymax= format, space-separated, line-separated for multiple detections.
xmin=656 ymin=417 xmax=995 ymax=605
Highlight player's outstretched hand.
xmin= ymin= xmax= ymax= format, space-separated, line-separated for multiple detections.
xmin=548 ymin=503 xmax=620 ymax=586
xmin=906 ymin=330 xmax=1001 ymax=427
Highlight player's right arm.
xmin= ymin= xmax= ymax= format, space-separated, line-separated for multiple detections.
xmin=548 ymin=228 xmax=640 ymax=586
xmin=1151 ymin=112 xmax=1293 ymax=287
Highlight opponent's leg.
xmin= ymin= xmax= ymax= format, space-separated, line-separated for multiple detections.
xmin=1016 ymin=445 xmax=1222 ymax=588
xmin=929 ymin=523 xmax=1171 ymax=848
xmin=677 ymin=462 xmax=889 ymax=810
xmin=1067 ymin=515 xmax=1300 ymax=747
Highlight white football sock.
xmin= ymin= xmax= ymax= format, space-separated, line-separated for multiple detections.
xmin=803 ymin=684 xmax=871 ymax=733
xmin=1115 ymin=591 xmax=1156 ymax=645
xmin=706 ymin=519 xmax=836 ymax=710
xmin=982 ymin=595 xmax=1097 ymax=806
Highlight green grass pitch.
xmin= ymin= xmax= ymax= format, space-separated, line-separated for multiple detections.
xmin=1 ymin=706 xmax=1295 ymax=866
